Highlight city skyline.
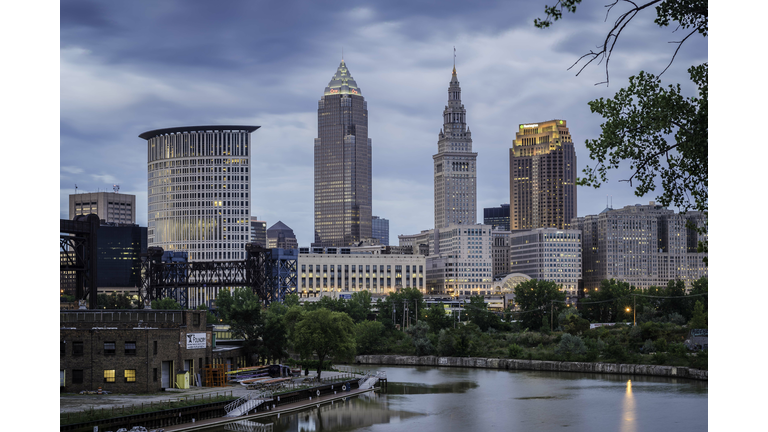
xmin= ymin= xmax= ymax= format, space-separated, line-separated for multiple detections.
xmin=59 ymin=1 xmax=708 ymax=247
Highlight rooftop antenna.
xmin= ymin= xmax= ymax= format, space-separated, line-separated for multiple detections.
xmin=113 ymin=184 xmax=120 ymax=193
xmin=454 ymin=46 xmax=456 ymax=68
xmin=75 ymin=184 xmax=78 ymax=194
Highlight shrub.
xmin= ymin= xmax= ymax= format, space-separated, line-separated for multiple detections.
xmin=508 ymin=343 xmax=524 ymax=358
xmin=641 ymin=339 xmax=655 ymax=353
xmin=555 ymin=334 xmax=587 ymax=359
xmin=604 ymin=344 xmax=629 ymax=363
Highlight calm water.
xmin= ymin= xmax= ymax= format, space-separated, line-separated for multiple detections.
xmin=202 ymin=365 xmax=707 ymax=432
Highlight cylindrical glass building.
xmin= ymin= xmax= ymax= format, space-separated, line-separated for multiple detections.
xmin=139 ymin=125 xmax=259 ymax=262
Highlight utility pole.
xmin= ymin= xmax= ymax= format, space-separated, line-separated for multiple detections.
xmin=551 ymin=301 xmax=554 ymax=332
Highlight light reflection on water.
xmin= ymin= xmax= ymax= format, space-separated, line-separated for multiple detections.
xmin=621 ymin=380 xmax=636 ymax=432
xmin=196 ymin=366 xmax=706 ymax=432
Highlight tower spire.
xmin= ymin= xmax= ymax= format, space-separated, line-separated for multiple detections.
xmin=453 ymin=46 xmax=456 ymax=75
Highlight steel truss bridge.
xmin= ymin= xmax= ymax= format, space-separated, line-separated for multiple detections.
xmin=60 ymin=215 xmax=100 ymax=309
xmin=139 ymin=243 xmax=297 ymax=309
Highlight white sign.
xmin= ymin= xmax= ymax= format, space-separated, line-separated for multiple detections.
xmin=186 ymin=333 xmax=207 ymax=349
xmin=522 ymin=124 xmax=539 ymax=128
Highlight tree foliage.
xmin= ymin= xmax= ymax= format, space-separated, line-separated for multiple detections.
xmin=150 ymin=297 xmax=181 ymax=310
xmin=513 ymin=279 xmax=566 ymax=331
xmin=215 ymin=288 xmax=263 ymax=360
xmin=98 ymin=292 xmax=135 ymax=309
xmin=377 ymin=288 xmax=425 ymax=330
xmin=354 ymin=320 xmax=386 ymax=355
xmin=535 ymin=0 xmax=708 ymax=235
xmin=292 ymin=308 xmax=356 ymax=378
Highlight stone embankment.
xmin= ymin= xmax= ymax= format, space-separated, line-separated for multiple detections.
xmin=355 ymin=355 xmax=707 ymax=381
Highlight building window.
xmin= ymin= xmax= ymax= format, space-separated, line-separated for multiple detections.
xmin=73 ymin=341 xmax=84 ymax=356
xmin=153 ymin=368 xmax=158 ymax=382
xmin=73 ymin=369 xmax=84 ymax=384
xmin=124 ymin=342 xmax=136 ymax=355
xmin=125 ymin=369 xmax=136 ymax=383
xmin=153 ymin=341 xmax=158 ymax=355
xmin=61 ymin=341 xmax=66 ymax=357
xmin=104 ymin=370 xmax=116 ymax=383
xmin=104 ymin=342 xmax=116 ymax=355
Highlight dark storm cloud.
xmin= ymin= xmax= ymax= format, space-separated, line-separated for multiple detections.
xmin=60 ymin=0 xmax=707 ymax=245
xmin=60 ymin=0 xmax=117 ymax=30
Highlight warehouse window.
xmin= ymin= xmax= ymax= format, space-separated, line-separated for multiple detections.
xmin=125 ymin=370 xmax=136 ymax=383
xmin=104 ymin=370 xmax=115 ymax=383
xmin=104 ymin=342 xmax=116 ymax=355
xmin=124 ymin=342 xmax=136 ymax=355
xmin=73 ymin=341 xmax=84 ymax=356
xmin=73 ymin=369 xmax=84 ymax=384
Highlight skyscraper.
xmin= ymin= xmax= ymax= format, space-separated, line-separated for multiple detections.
xmin=70 ymin=191 xmax=136 ymax=224
xmin=314 ymin=60 xmax=372 ymax=247
xmin=434 ymin=65 xmax=476 ymax=229
xmin=509 ymin=119 xmax=577 ymax=230
xmin=371 ymin=216 xmax=390 ymax=246
xmin=139 ymin=125 xmax=258 ymax=262
xmin=267 ymin=221 xmax=298 ymax=250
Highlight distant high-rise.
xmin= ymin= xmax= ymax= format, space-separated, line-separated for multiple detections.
xmin=372 ymin=216 xmax=390 ymax=246
xmin=572 ymin=202 xmax=708 ymax=291
xmin=139 ymin=125 xmax=259 ymax=262
xmin=434 ymin=65 xmax=476 ymax=229
xmin=267 ymin=221 xmax=298 ymax=250
xmin=250 ymin=216 xmax=267 ymax=248
xmin=314 ymin=60 xmax=372 ymax=247
xmin=69 ymin=191 xmax=136 ymax=225
xmin=509 ymin=120 xmax=576 ymax=230
xmin=484 ymin=204 xmax=510 ymax=231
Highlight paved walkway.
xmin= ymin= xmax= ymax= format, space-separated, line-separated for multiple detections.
xmin=59 ymin=371 xmax=353 ymax=414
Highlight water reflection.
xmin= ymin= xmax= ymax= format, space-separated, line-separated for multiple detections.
xmin=224 ymin=420 xmax=274 ymax=432
xmin=258 ymin=392 xmax=422 ymax=432
xmin=386 ymin=380 xmax=478 ymax=395
xmin=621 ymin=380 xmax=636 ymax=432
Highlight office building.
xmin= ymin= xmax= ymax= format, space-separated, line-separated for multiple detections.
xmin=372 ymin=216 xmax=390 ymax=246
xmin=139 ymin=125 xmax=259 ymax=262
xmin=491 ymin=230 xmax=512 ymax=277
xmin=484 ymin=204 xmax=510 ymax=231
xmin=69 ymin=191 xmax=136 ymax=224
xmin=250 ymin=216 xmax=267 ymax=248
xmin=510 ymin=119 xmax=577 ymax=230
xmin=434 ymin=65 xmax=476 ymax=229
xmin=425 ymin=224 xmax=493 ymax=296
xmin=572 ymin=202 xmax=708 ymax=291
xmin=60 ymin=222 xmax=147 ymax=298
xmin=298 ymin=246 xmax=425 ymax=296
xmin=267 ymin=221 xmax=298 ymax=250
xmin=314 ymin=59 xmax=372 ymax=247
xmin=508 ymin=228 xmax=583 ymax=298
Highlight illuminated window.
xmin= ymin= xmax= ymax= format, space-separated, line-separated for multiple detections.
xmin=125 ymin=369 xmax=136 ymax=383
xmin=104 ymin=370 xmax=116 ymax=383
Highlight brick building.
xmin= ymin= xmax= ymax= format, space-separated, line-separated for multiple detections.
xmin=60 ymin=309 xmax=221 ymax=393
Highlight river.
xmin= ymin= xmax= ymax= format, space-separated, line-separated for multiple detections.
xmin=199 ymin=365 xmax=707 ymax=432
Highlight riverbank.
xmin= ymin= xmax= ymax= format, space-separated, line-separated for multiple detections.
xmin=354 ymin=354 xmax=708 ymax=381
xmin=163 ymin=387 xmax=377 ymax=432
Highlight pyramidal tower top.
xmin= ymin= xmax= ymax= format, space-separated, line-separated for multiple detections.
xmin=324 ymin=59 xmax=362 ymax=96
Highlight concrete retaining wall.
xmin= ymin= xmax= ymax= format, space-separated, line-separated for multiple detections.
xmin=354 ymin=355 xmax=707 ymax=381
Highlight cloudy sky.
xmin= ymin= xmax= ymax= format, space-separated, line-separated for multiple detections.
xmin=59 ymin=0 xmax=707 ymax=246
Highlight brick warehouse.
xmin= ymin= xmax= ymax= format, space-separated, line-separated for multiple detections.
xmin=60 ymin=309 xmax=225 ymax=393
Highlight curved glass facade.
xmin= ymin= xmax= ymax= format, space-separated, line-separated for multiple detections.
xmin=141 ymin=126 xmax=258 ymax=262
